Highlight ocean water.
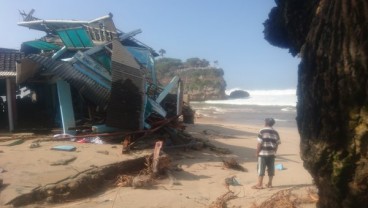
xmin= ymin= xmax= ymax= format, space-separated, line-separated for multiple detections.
xmin=190 ymin=89 xmax=297 ymax=128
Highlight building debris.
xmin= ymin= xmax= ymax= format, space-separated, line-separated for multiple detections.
xmin=0 ymin=138 xmax=24 ymax=146
xmin=50 ymin=156 xmax=77 ymax=166
xmin=29 ymin=141 xmax=41 ymax=148
xmin=224 ymin=176 xmax=242 ymax=189
xmin=209 ymin=190 xmax=237 ymax=208
xmin=115 ymin=151 xmax=171 ymax=189
xmin=0 ymin=10 xmax=197 ymax=151
xmin=115 ymin=175 xmax=134 ymax=187
xmin=222 ymin=158 xmax=247 ymax=172
xmin=50 ymin=145 xmax=76 ymax=151
xmin=0 ymin=48 xmax=24 ymax=132
xmin=250 ymin=189 xmax=298 ymax=208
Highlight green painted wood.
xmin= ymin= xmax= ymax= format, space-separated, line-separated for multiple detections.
xmin=56 ymin=80 xmax=76 ymax=134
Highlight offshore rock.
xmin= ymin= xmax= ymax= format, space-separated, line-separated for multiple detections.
xmin=228 ymin=90 xmax=249 ymax=99
xmin=264 ymin=1 xmax=368 ymax=207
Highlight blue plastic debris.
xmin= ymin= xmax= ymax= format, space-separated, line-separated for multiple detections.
xmin=225 ymin=176 xmax=242 ymax=186
xmin=275 ymin=163 xmax=284 ymax=170
xmin=51 ymin=145 xmax=76 ymax=151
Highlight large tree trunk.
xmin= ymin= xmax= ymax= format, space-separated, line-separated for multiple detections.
xmin=264 ymin=0 xmax=368 ymax=207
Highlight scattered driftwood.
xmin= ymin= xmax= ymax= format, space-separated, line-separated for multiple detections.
xmin=208 ymin=191 xmax=237 ymax=208
xmin=210 ymin=147 xmax=231 ymax=154
xmin=222 ymin=158 xmax=247 ymax=172
xmin=307 ymin=188 xmax=319 ymax=203
xmin=142 ymin=151 xmax=171 ymax=176
xmin=29 ymin=141 xmax=41 ymax=148
xmin=96 ymin=150 xmax=109 ymax=155
xmin=115 ymin=149 xmax=172 ymax=189
xmin=202 ymin=129 xmax=235 ymax=138
xmin=0 ymin=139 xmax=24 ymax=146
xmin=132 ymin=174 xmax=154 ymax=189
xmin=251 ymin=189 xmax=297 ymax=208
xmin=115 ymin=175 xmax=134 ymax=187
xmin=50 ymin=156 xmax=77 ymax=166
xmin=152 ymin=141 xmax=163 ymax=174
xmin=203 ymin=129 xmax=220 ymax=136
xmin=0 ymin=133 xmax=37 ymax=142
xmin=250 ymin=187 xmax=318 ymax=208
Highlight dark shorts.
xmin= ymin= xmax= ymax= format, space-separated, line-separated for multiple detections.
xmin=257 ymin=156 xmax=275 ymax=176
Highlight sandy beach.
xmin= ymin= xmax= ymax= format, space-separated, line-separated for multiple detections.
xmin=1 ymin=115 xmax=316 ymax=208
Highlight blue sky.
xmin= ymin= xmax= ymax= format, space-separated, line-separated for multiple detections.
xmin=0 ymin=0 xmax=300 ymax=90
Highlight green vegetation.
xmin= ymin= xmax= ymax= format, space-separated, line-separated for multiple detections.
xmin=155 ymin=57 xmax=227 ymax=101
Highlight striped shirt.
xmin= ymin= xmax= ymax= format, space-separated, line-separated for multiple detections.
xmin=257 ymin=127 xmax=281 ymax=156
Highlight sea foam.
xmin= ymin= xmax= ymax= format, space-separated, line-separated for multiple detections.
xmin=201 ymin=88 xmax=297 ymax=107
xmin=190 ymin=88 xmax=297 ymax=127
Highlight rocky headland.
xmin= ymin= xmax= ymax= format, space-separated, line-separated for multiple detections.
xmin=156 ymin=57 xmax=227 ymax=101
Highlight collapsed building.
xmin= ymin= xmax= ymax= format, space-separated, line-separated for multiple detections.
xmin=1 ymin=11 xmax=184 ymax=142
xmin=0 ymin=48 xmax=24 ymax=131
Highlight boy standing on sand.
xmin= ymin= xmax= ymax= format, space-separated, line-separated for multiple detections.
xmin=252 ymin=118 xmax=281 ymax=189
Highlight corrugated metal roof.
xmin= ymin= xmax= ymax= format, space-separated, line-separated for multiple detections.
xmin=0 ymin=48 xmax=18 ymax=53
xmin=57 ymin=28 xmax=94 ymax=48
xmin=23 ymin=40 xmax=61 ymax=51
xmin=111 ymin=40 xmax=140 ymax=69
xmin=0 ymin=48 xmax=24 ymax=78
xmin=106 ymin=61 xmax=145 ymax=130
xmin=106 ymin=40 xmax=145 ymax=130
xmin=22 ymin=54 xmax=111 ymax=107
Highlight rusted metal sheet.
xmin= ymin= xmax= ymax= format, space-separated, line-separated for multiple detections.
xmin=106 ymin=40 xmax=145 ymax=130
xmin=16 ymin=58 xmax=41 ymax=83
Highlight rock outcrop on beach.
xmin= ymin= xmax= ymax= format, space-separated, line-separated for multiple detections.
xmin=228 ymin=90 xmax=250 ymax=99
xmin=264 ymin=1 xmax=368 ymax=207
xmin=156 ymin=57 xmax=227 ymax=101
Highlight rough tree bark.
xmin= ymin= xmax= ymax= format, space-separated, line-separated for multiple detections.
xmin=264 ymin=0 xmax=368 ymax=207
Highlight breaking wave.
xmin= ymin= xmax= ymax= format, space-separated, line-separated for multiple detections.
xmin=203 ymin=88 xmax=297 ymax=107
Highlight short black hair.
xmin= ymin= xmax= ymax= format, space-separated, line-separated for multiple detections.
xmin=265 ymin=118 xmax=275 ymax=126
